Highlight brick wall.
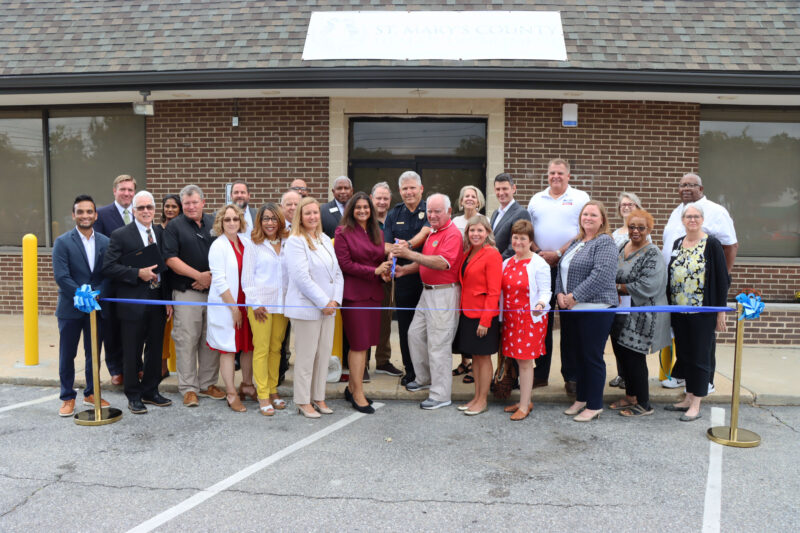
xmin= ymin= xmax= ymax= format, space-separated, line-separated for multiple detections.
xmin=0 ymin=253 xmax=57 ymax=315
xmin=147 ymin=97 xmax=330 ymax=210
xmin=718 ymin=308 xmax=800 ymax=345
xmin=730 ymin=264 xmax=800 ymax=303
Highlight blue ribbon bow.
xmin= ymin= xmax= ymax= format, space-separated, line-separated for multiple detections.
xmin=735 ymin=292 xmax=764 ymax=321
xmin=74 ymin=284 xmax=101 ymax=314
xmin=391 ymin=239 xmax=398 ymax=279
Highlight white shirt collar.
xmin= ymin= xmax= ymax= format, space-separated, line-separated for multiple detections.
xmin=134 ymin=219 xmax=153 ymax=233
xmin=77 ymin=228 xmax=95 ymax=242
xmin=115 ymin=201 xmax=131 ymax=216
xmin=497 ymin=198 xmax=516 ymax=214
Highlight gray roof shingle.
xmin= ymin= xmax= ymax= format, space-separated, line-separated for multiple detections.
xmin=1 ymin=1 xmax=799 ymax=76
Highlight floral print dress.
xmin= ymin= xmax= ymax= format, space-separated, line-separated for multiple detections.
xmin=669 ymin=236 xmax=707 ymax=309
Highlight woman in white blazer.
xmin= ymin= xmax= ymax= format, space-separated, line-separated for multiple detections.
xmin=207 ymin=204 xmax=254 ymax=413
xmin=499 ymin=220 xmax=551 ymax=421
xmin=241 ymin=203 xmax=290 ymax=416
xmin=284 ymin=197 xmax=344 ymax=419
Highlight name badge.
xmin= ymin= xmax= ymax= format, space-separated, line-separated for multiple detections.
xmin=396 ymin=221 xmax=405 ymax=225
xmin=563 ymin=201 xmax=573 ymax=206
xmin=418 ymin=212 xmax=424 ymax=219
xmin=329 ymin=207 xmax=338 ymax=213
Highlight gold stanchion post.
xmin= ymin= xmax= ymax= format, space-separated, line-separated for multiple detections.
xmin=707 ymin=303 xmax=761 ymax=448
xmin=74 ymin=309 xmax=123 ymax=426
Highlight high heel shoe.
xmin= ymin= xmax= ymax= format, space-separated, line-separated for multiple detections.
xmin=345 ymin=387 xmax=375 ymax=414
xmin=573 ymin=408 xmax=602 ymax=422
xmin=238 ymin=383 xmax=258 ymax=402
xmin=564 ymin=403 xmax=586 ymax=416
xmin=312 ymin=402 xmax=333 ymax=415
xmin=345 ymin=387 xmax=374 ymax=406
xmin=227 ymin=394 xmax=246 ymax=413
xmin=297 ymin=406 xmax=321 ymax=419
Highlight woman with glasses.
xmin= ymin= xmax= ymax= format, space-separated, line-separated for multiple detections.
xmin=159 ymin=194 xmax=182 ymax=381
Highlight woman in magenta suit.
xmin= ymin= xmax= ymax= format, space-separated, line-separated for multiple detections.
xmin=334 ymin=192 xmax=392 ymax=414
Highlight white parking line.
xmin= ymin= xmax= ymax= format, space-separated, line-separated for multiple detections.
xmin=702 ymin=406 xmax=725 ymax=533
xmin=0 ymin=392 xmax=60 ymax=413
xmin=126 ymin=402 xmax=384 ymax=533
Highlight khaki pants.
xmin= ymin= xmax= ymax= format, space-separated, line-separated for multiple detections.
xmin=171 ymin=290 xmax=219 ymax=395
xmin=374 ymin=282 xmax=393 ymax=367
xmin=291 ymin=315 xmax=335 ymax=405
xmin=408 ymin=286 xmax=460 ymax=402
xmin=249 ymin=309 xmax=288 ymax=398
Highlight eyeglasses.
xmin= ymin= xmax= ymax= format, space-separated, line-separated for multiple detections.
xmin=627 ymin=225 xmax=647 ymax=232
xmin=679 ymin=183 xmax=701 ymax=189
xmin=290 ymin=186 xmax=308 ymax=193
xmin=620 ymin=202 xmax=636 ymax=209
xmin=135 ymin=205 xmax=155 ymax=211
xmin=262 ymin=216 xmax=279 ymax=222
xmin=222 ymin=217 xmax=239 ymax=223
xmin=683 ymin=214 xmax=702 ymax=220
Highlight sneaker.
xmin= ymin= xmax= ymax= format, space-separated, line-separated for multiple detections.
xmin=708 ymin=383 xmax=716 ymax=394
xmin=83 ymin=395 xmax=110 ymax=408
xmin=375 ymin=363 xmax=403 ymax=377
xmin=363 ymin=369 xmax=371 ymax=383
xmin=405 ymin=380 xmax=430 ymax=392
xmin=609 ymin=375 xmax=623 ymax=387
xmin=183 ymin=391 xmax=199 ymax=407
xmin=58 ymin=399 xmax=75 ymax=417
xmin=400 ymin=373 xmax=416 ymax=387
xmin=661 ymin=377 xmax=685 ymax=389
xmin=198 ymin=385 xmax=225 ymax=400
xmin=420 ymin=398 xmax=451 ymax=410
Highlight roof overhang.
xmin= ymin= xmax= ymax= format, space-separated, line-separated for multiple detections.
xmin=2 ymin=67 xmax=800 ymax=107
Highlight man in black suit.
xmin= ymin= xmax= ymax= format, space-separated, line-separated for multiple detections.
xmin=52 ymin=195 xmax=111 ymax=417
xmin=320 ymin=175 xmax=353 ymax=238
xmin=93 ymin=174 xmax=137 ymax=385
xmin=102 ymin=190 xmax=172 ymax=414
xmin=490 ymin=173 xmax=531 ymax=260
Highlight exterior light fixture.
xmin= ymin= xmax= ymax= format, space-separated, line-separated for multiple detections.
xmin=133 ymin=90 xmax=154 ymax=116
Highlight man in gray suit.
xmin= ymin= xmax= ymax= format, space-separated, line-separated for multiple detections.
xmin=490 ymin=173 xmax=531 ymax=259
xmin=320 ymin=176 xmax=353 ymax=238
xmin=231 ymin=180 xmax=257 ymax=235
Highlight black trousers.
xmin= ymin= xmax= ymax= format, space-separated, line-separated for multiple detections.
xmin=102 ymin=303 xmax=124 ymax=376
xmin=394 ymin=273 xmax=423 ymax=378
xmin=671 ymin=313 xmax=716 ymax=398
xmin=534 ymin=266 xmax=577 ymax=382
xmin=120 ymin=301 xmax=166 ymax=401
xmin=611 ymin=338 xmax=650 ymax=408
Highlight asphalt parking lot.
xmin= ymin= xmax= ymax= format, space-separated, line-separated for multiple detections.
xmin=0 ymin=384 xmax=798 ymax=532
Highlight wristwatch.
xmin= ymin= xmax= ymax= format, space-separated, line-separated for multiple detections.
xmin=555 ymin=249 xmax=562 ymax=258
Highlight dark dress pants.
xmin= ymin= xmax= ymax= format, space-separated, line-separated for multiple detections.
xmin=671 ymin=313 xmax=716 ymax=398
xmin=120 ymin=301 xmax=166 ymax=401
xmin=573 ymin=311 xmax=615 ymax=410
xmin=611 ymin=338 xmax=650 ymax=409
xmin=102 ymin=302 xmax=124 ymax=376
xmin=394 ymin=273 xmax=423 ymax=379
xmin=58 ymin=315 xmax=103 ymax=401
xmin=534 ymin=266 xmax=579 ymax=382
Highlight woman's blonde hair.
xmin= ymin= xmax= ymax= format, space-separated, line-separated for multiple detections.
xmin=457 ymin=185 xmax=486 ymax=212
xmin=461 ymin=214 xmax=496 ymax=252
xmin=576 ymin=200 xmax=610 ymax=241
xmin=212 ymin=204 xmax=245 ymax=237
xmin=290 ymin=197 xmax=322 ymax=250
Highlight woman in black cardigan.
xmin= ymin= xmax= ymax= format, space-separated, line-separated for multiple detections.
xmin=666 ymin=203 xmax=730 ymax=421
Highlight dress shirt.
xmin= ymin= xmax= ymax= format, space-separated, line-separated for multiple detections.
xmin=115 ymin=201 xmax=132 ymax=225
xmin=78 ymin=228 xmax=96 ymax=272
xmin=335 ymin=199 xmax=345 ymax=214
xmin=492 ymin=199 xmax=516 ymax=230
xmin=661 ymin=195 xmax=737 ymax=265
xmin=134 ymin=219 xmax=160 ymax=282
xmin=527 ymin=185 xmax=590 ymax=252
xmin=241 ymin=239 xmax=287 ymax=313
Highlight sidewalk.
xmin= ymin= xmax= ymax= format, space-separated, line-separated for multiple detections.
xmin=2 ymin=314 xmax=798 ymax=406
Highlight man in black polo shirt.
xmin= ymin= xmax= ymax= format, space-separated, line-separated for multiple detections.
xmin=162 ymin=184 xmax=224 ymax=407
xmin=384 ymin=171 xmax=431 ymax=386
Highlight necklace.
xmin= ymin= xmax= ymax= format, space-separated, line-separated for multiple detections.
xmin=268 ymin=238 xmax=280 ymax=245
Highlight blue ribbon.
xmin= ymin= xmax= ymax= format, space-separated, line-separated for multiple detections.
xmin=74 ymin=284 xmax=101 ymax=314
xmin=390 ymin=239 xmax=398 ymax=279
xmin=736 ymin=292 xmax=765 ymax=321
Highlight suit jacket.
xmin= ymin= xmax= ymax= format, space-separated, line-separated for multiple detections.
xmin=458 ymin=246 xmax=503 ymax=327
xmin=320 ymin=200 xmax=343 ymax=238
xmin=94 ymin=203 xmax=127 ymax=238
xmin=284 ymin=233 xmax=344 ymax=321
xmin=490 ymin=201 xmax=531 ymax=259
xmin=52 ymin=227 xmax=109 ymax=320
xmin=101 ymin=222 xmax=169 ymax=320
xmin=555 ymin=234 xmax=619 ymax=307
xmin=333 ymin=225 xmax=385 ymax=303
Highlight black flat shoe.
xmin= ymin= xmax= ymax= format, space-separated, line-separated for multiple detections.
xmin=128 ymin=399 xmax=147 ymax=414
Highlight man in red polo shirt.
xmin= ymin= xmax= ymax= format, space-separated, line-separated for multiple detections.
xmin=391 ymin=193 xmax=464 ymax=410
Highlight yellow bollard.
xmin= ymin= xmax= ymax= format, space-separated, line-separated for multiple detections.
xmin=23 ymin=233 xmax=39 ymax=366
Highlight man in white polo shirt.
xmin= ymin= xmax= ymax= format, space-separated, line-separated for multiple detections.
xmin=660 ymin=172 xmax=738 ymax=392
xmin=527 ymin=158 xmax=590 ymax=395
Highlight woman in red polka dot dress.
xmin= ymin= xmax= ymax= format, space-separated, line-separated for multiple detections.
xmin=500 ymin=220 xmax=552 ymax=421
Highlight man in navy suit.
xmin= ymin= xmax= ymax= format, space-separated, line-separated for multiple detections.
xmin=103 ymin=190 xmax=173 ymax=414
xmin=490 ymin=173 xmax=531 ymax=260
xmin=320 ymin=176 xmax=353 ymax=238
xmin=93 ymin=174 xmax=136 ymax=384
xmin=52 ymin=195 xmax=110 ymax=417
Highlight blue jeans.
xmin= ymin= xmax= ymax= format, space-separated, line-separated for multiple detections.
xmin=58 ymin=315 xmax=102 ymax=401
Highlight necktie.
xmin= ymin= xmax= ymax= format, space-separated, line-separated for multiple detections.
xmin=123 ymin=209 xmax=131 ymax=224
xmin=146 ymin=227 xmax=159 ymax=289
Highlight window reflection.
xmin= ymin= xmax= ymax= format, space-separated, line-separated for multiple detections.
xmin=351 ymin=120 xmax=487 ymax=158
xmin=700 ymin=120 xmax=800 ymax=257
xmin=0 ymin=115 xmax=45 ymax=245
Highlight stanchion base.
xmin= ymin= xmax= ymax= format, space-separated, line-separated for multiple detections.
xmin=707 ymin=426 xmax=761 ymax=448
xmin=74 ymin=407 xmax=123 ymax=426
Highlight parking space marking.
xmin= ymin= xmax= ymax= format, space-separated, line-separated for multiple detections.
xmin=0 ymin=392 xmax=60 ymax=414
xmin=126 ymin=402 xmax=384 ymax=533
xmin=702 ymin=406 xmax=725 ymax=533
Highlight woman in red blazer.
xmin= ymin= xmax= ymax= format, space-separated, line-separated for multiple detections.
xmin=455 ymin=215 xmax=503 ymax=416
xmin=334 ymin=192 xmax=392 ymax=414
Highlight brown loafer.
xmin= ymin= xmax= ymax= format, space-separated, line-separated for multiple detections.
xmin=198 ymin=385 xmax=225 ymax=400
xmin=503 ymin=402 xmax=533 ymax=413
xmin=83 ymin=395 xmax=110 ymax=408
xmin=59 ymin=399 xmax=75 ymax=417
xmin=510 ymin=408 xmax=530 ymax=421
xmin=182 ymin=391 xmax=199 ymax=407
xmin=110 ymin=374 xmax=123 ymax=386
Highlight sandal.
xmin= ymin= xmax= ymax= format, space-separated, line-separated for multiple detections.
xmin=609 ymin=398 xmax=636 ymax=410
xmin=238 ymin=383 xmax=258 ymax=402
xmin=259 ymin=403 xmax=275 ymax=416
xmin=270 ymin=396 xmax=287 ymax=410
xmin=620 ymin=404 xmax=655 ymax=417
xmin=452 ymin=361 xmax=472 ymax=376
xmin=462 ymin=373 xmax=475 ymax=384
